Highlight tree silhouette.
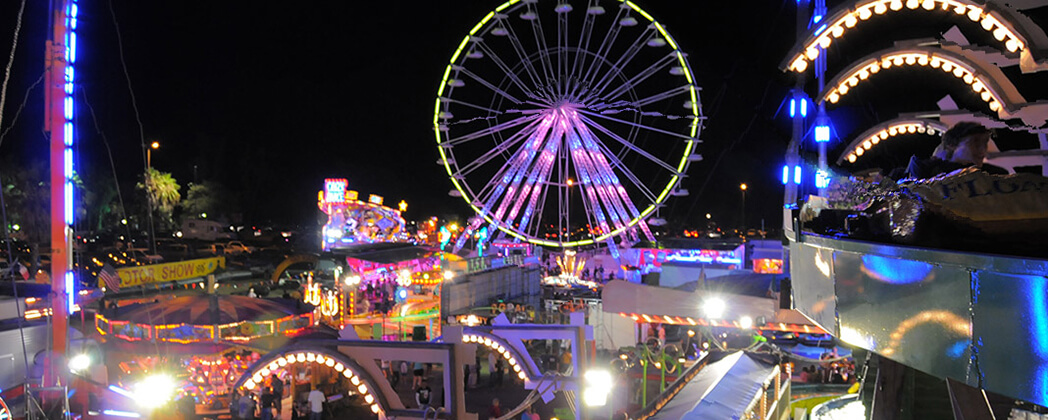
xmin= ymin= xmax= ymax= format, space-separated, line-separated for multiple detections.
xmin=138 ymin=168 xmax=181 ymax=229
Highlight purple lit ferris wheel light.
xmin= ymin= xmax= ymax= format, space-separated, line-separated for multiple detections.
xmin=435 ymin=0 xmax=705 ymax=249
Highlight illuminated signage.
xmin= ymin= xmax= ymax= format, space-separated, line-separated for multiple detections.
xmin=324 ymin=178 xmax=348 ymax=203
xmin=101 ymin=257 xmax=226 ymax=289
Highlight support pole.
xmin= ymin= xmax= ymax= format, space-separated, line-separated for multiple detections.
xmin=46 ymin=0 xmax=73 ymax=373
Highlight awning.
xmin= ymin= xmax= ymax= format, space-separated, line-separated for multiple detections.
xmin=651 ymin=352 xmax=778 ymax=420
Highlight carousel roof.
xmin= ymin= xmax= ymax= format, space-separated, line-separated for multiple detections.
xmin=111 ymin=295 xmax=312 ymax=325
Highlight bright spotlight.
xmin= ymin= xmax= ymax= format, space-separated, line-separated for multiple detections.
xmin=702 ymin=297 xmax=726 ymax=319
xmin=739 ymin=316 xmax=754 ymax=329
xmin=133 ymin=374 xmax=177 ymax=409
xmin=68 ymin=354 xmax=91 ymax=373
xmin=583 ymin=369 xmax=613 ymax=407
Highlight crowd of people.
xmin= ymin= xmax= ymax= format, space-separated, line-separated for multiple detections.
xmin=795 ymin=351 xmax=857 ymax=385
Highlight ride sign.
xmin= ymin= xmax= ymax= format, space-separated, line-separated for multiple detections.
xmin=99 ymin=257 xmax=226 ymax=289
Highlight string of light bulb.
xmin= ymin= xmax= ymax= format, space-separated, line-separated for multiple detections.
xmin=462 ymin=333 xmax=531 ymax=381
xmin=838 ymin=119 xmax=949 ymax=164
xmin=240 ymin=350 xmax=384 ymax=415
xmin=784 ymin=0 xmax=1027 ymax=74
xmin=818 ymin=48 xmax=1010 ymax=116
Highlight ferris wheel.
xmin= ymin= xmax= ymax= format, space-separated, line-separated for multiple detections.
xmin=435 ymin=0 xmax=704 ymax=249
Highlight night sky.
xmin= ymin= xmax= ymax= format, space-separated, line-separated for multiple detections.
xmin=0 ymin=1 xmax=1046 ymax=235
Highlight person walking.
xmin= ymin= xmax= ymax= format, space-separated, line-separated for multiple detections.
xmin=237 ymin=392 xmax=256 ymax=420
xmin=307 ymin=386 xmax=325 ymax=420
xmin=270 ymin=374 xmax=284 ymax=416
xmin=488 ymin=398 xmax=502 ymax=419
xmin=399 ymin=361 xmax=410 ymax=390
xmin=412 ymin=361 xmax=426 ymax=388
xmin=260 ymin=387 xmax=276 ymax=420
xmin=487 ymin=351 xmax=497 ymax=385
xmin=494 ymin=357 xmax=504 ymax=387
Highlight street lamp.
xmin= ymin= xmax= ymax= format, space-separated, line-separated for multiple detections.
xmin=146 ymin=141 xmax=160 ymax=255
xmin=147 ymin=141 xmax=159 ymax=168
xmin=739 ymin=183 xmax=747 ymax=232
xmin=566 ymin=178 xmax=574 ymax=243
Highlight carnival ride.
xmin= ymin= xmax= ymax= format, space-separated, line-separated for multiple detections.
xmin=94 ymin=295 xmax=319 ymax=410
xmin=435 ymin=0 xmax=705 ymax=255
xmin=318 ymin=178 xmax=408 ymax=251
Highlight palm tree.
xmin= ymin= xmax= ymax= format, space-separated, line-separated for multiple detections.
xmin=138 ymin=168 xmax=181 ymax=229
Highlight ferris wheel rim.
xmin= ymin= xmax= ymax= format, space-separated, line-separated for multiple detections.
xmin=434 ymin=0 xmax=702 ymax=247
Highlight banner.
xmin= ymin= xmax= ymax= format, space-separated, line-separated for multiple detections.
xmin=100 ymin=257 xmax=226 ymax=289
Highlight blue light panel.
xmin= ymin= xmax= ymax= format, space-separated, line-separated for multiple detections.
xmin=815 ymin=125 xmax=830 ymax=143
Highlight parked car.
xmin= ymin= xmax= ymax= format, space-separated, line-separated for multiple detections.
xmin=225 ymin=241 xmax=255 ymax=255
xmin=126 ymin=247 xmax=164 ymax=264
xmin=198 ymin=243 xmax=227 ymax=256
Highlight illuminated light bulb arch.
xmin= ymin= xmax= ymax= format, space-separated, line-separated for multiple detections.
xmin=462 ymin=333 xmax=535 ymax=381
xmin=781 ymin=0 xmax=1036 ymax=74
xmin=235 ymin=349 xmax=387 ymax=415
xmin=818 ymin=47 xmax=1015 ymax=117
xmin=837 ymin=118 xmax=949 ymax=165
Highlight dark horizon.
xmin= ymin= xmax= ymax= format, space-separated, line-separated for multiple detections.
xmin=1 ymin=1 xmax=1046 ymax=235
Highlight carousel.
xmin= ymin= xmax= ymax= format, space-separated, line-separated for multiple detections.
xmin=94 ymin=294 xmax=328 ymax=413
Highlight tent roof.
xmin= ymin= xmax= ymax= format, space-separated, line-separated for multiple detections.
xmin=111 ymin=295 xmax=311 ymax=325
xmin=602 ymin=280 xmax=777 ymax=321
xmin=651 ymin=352 xmax=777 ymax=420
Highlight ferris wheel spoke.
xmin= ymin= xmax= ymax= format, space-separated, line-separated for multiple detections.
xmin=524 ymin=7 xmax=558 ymax=97
xmin=575 ymin=116 xmax=666 ymax=205
xmin=455 ymin=66 xmax=526 ymax=106
xmin=445 ymin=113 xmax=540 ymax=147
xmin=573 ymin=135 xmax=637 ymax=230
xmin=557 ymin=12 xmax=573 ymax=99
xmin=471 ymin=40 xmax=544 ymax=100
xmin=441 ymin=96 xmax=507 ymax=116
xmin=497 ymin=17 xmax=548 ymax=98
xmin=567 ymin=2 xmax=599 ymax=97
xmin=627 ymin=84 xmax=692 ymax=109
xmin=496 ymin=120 xmax=562 ymax=231
xmin=455 ymin=118 xmax=543 ymax=178
xmin=585 ymin=26 xmax=657 ymax=102
xmin=566 ymin=131 xmax=621 ymax=236
xmin=474 ymin=116 xmax=555 ymax=210
xmin=576 ymin=113 xmax=681 ymax=174
xmin=579 ymin=5 xmax=629 ymax=91
xmin=595 ymin=52 xmax=678 ymax=103
xmin=503 ymin=133 xmax=559 ymax=232
xmin=577 ymin=108 xmax=695 ymax=141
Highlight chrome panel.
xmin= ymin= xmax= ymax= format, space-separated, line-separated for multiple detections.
xmin=972 ymin=271 xmax=1048 ymax=407
xmin=833 ymin=251 xmax=972 ymax=381
xmin=789 ymin=242 xmax=838 ymax=335
xmin=789 ymin=232 xmax=1048 ymax=407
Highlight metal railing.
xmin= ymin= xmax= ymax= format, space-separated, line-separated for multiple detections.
xmin=741 ymin=364 xmax=792 ymax=420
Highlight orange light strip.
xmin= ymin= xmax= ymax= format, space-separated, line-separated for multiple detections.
xmin=787 ymin=0 xmax=1026 ymax=73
